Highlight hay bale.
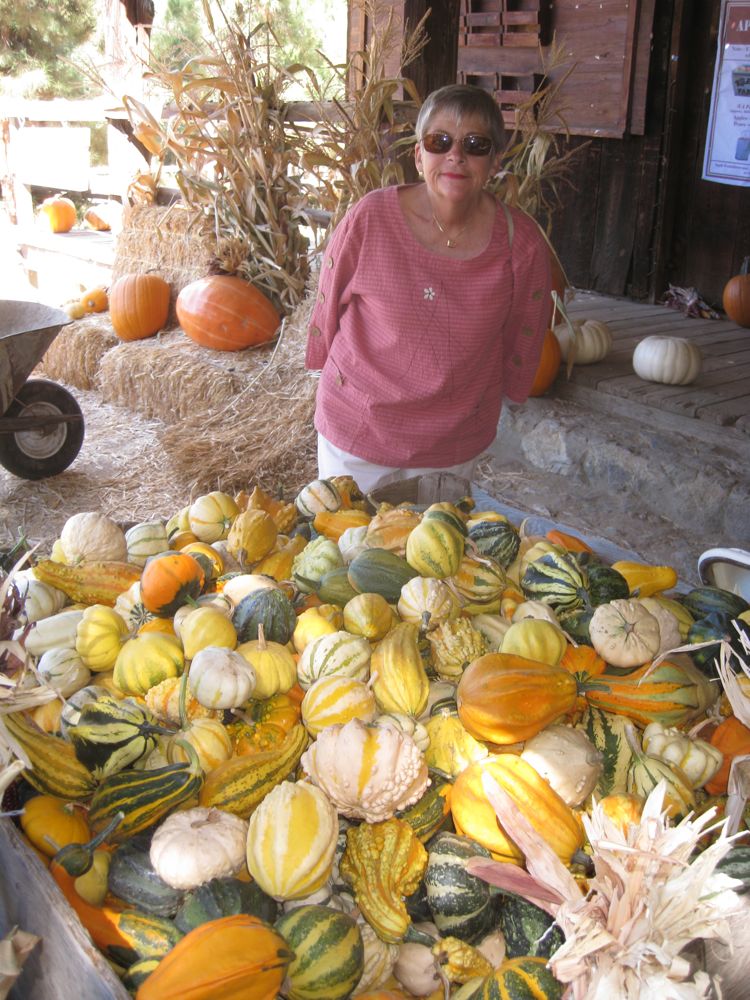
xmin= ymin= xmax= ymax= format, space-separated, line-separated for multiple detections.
xmin=160 ymin=291 xmax=319 ymax=494
xmin=111 ymin=204 xmax=216 ymax=324
xmin=35 ymin=316 xmax=119 ymax=390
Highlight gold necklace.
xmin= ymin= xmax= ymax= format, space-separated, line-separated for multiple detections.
xmin=432 ymin=213 xmax=470 ymax=249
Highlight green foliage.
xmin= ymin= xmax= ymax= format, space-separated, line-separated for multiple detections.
xmin=0 ymin=0 xmax=97 ymax=97
xmin=150 ymin=0 xmax=204 ymax=71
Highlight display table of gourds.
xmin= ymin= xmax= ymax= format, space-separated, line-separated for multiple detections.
xmin=2 ymin=476 xmax=749 ymax=1000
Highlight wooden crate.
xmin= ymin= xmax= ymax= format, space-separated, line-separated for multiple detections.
xmin=0 ymin=818 xmax=129 ymax=1000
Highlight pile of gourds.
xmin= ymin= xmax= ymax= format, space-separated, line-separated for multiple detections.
xmin=3 ymin=477 xmax=750 ymax=1000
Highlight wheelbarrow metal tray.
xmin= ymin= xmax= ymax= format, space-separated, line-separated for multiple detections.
xmin=0 ymin=817 xmax=129 ymax=1000
xmin=0 ymin=300 xmax=71 ymax=414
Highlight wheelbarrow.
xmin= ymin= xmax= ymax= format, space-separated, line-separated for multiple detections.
xmin=0 ymin=300 xmax=84 ymax=480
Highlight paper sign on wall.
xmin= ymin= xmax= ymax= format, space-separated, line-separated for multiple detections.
xmin=703 ymin=0 xmax=750 ymax=186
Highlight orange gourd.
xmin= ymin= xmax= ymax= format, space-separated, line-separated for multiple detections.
xmin=110 ymin=274 xmax=171 ymax=341
xmin=49 ymin=861 xmax=135 ymax=955
xmin=545 ymin=528 xmax=593 ymax=553
xmin=140 ymin=552 xmax=206 ymax=618
xmin=135 ymin=915 xmax=293 ymax=1000
xmin=559 ymin=644 xmax=606 ymax=678
xmin=528 ymin=328 xmax=562 ymax=397
xmin=723 ymin=256 xmax=750 ymax=328
xmin=40 ymin=195 xmax=76 ymax=233
xmin=312 ymin=508 xmax=371 ymax=541
xmin=704 ymin=716 xmax=750 ymax=795
xmin=176 ymin=275 xmax=280 ymax=352
xmin=598 ymin=792 xmax=644 ymax=834
xmin=456 ymin=653 xmax=578 ymax=744
xmin=20 ymin=796 xmax=90 ymax=857
xmin=451 ymin=754 xmax=585 ymax=863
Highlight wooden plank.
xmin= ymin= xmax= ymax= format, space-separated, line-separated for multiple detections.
xmin=0 ymin=819 xmax=129 ymax=1000
xmin=629 ymin=0 xmax=657 ymax=134
xmin=553 ymin=380 xmax=750 ymax=460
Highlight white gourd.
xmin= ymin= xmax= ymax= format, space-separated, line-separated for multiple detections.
xmin=554 ymin=318 xmax=613 ymax=364
xmin=188 ymin=646 xmax=256 ymax=708
xmin=15 ymin=576 xmax=68 ymax=624
xmin=59 ymin=511 xmax=127 ymax=564
xmin=150 ymin=807 xmax=248 ymax=889
xmin=124 ymin=520 xmax=169 ymax=567
xmin=521 ymin=723 xmax=604 ymax=806
xmin=36 ymin=646 xmax=91 ymax=697
xmin=337 ymin=526 xmax=369 ymax=564
xmin=632 ymin=335 xmax=701 ymax=385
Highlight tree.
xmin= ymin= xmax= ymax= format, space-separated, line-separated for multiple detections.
xmin=150 ymin=0 xmax=203 ymax=70
xmin=0 ymin=0 xmax=97 ymax=97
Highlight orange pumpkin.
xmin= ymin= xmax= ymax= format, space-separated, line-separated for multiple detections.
xmin=559 ymin=644 xmax=606 ymax=678
xmin=39 ymin=196 xmax=76 ymax=233
xmin=175 ymin=275 xmax=280 ymax=352
xmin=110 ymin=273 xmax=171 ymax=341
xmin=528 ymin=328 xmax=562 ymax=397
xmin=140 ymin=552 xmax=206 ymax=618
xmin=723 ymin=256 xmax=750 ymax=328
xmin=20 ymin=795 xmax=90 ymax=856
xmin=704 ymin=716 xmax=750 ymax=795
xmin=456 ymin=653 xmax=578 ymax=744
xmin=135 ymin=914 xmax=293 ymax=1000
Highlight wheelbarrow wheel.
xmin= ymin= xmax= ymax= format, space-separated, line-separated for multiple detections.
xmin=0 ymin=379 xmax=84 ymax=480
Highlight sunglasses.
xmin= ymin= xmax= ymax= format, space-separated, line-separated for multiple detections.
xmin=421 ymin=131 xmax=493 ymax=157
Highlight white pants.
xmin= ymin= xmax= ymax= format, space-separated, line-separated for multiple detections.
xmin=317 ymin=434 xmax=479 ymax=494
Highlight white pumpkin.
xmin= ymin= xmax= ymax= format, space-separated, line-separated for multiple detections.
xmin=588 ymin=598 xmax=661 ymax=667
xmin=637 ymin=597 xmax=683 ymax=657
xmin=59 ymin=511 xmax=127 ymax=564
xmin=149 ymin=807 xmax=248 ymax=889
xmin=632 ymin=335 xmax=701 ymax=385
xmin=15 ymin=575 xmax=68 ymax=625
xmin=521 ymin=723 xmax=603 ymax=806
xmin=124 ymin=521 xmax=169 ymax=567
xmin=337 ymin=526 xmax=369 ymax=564
xmin=188 ymin=646 xmax=256 ymax=708
xmin=554 ymin=318 xmax=613 ymax=364
xmin=36 ymin=646 xmax=91 ymax=697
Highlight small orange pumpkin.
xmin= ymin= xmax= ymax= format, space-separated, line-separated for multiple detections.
xmin=176 ymin=275 xmax=280 ymax=351
xmin=546 ymin=528 xmax=593 ymax=553
xmin=704 ymin=716 xmax=750 ymax=795
xmin=80 ymin=286 xmax=109 ymax=314
xmin=140 ymin=551 xmax=206 ymax=618
xmin=39 ymin=196 xmax=76 ymax=233
xmin=723 ymin=256 xmax=750 ymax=328
xmin=109 ymin=273 xmax=171 ymax=341
xmin=20 ymin=795 xmax=90 ymax=856
xmin=528 ymin=328 xmax=562 ymax=397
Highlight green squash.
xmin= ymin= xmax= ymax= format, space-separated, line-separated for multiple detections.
xmin=347 ymin=547 xmax=419 ymax=603
xmin=498 ymin=894 xmax=565 ymax=959
xmin=424 ymin=831 xmax=498 ymax=943
xmin=108 ymin=834 xmax=184 ymax=917
xmin=687 ymin=612 xmax=750 ymax=676
xmin=479 ymin=957 xmax=564 ymax=999
xmin=586 ymin=563 xmax=630 ymax=606
xmin=173 ymin=876 xmax=278 ymax=933
xmin=232 ymin=586 xmax=296 ymax=644
xmin=467 ymin=518 xmax=521 ymax=569
xmin=581 ymin=706 xmax=633 ymax=797
xmin=680 ymin=585 xmax=749 ymax=620
xmin=274 ymin=904 xmax=364 ymax=1000
xmin=521 ymin=551 xmax=589 ymax=613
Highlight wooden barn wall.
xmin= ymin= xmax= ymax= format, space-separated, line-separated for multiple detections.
xmin=347 ymin=0 xmax=750 ymax=305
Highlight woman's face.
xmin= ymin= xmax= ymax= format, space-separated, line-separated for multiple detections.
xmin=415 ymin=110 xmax=501 ymax=205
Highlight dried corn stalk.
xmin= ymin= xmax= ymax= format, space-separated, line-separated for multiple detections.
xmin=468 ymin=775 xmax=743 ymax=999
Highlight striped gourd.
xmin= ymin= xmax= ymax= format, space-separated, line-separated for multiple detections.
xmin=274 ymin=904 xmax=364 ymax=1000
xmin=422 ymin=501 xmax=469 ymax=537
xmin=467 ymin=516 xmax=521 ymax=569
xmin=581 ymin=706 xmax=633 ymax=797
xmin=449 ymin=553 xmax=506 ymax=607
xmin=520 ymin=551 xmax=589 ymax=612
xmin=396 ymin=777 xmax=452 ymax=842
xmin=297 ymin=630 xmax=372 ymax=690
xmin=424 ymin=832 xmax=497 ymax=942
xmin=87 ymin=743 xmax=203 ymax=841
xmin=2 ymin=711 xmax=97 ymax=800
xmin=30 ymin=560 xmax=142 ymax=608
xmin=347 ymin=548 xmax=419 ymax=603
xmin=397 ymin=576 xmax=459 ymax=629
xmin=67 ymin=694 xmax=169 ymax=778
xmin=679 ymin=585 xmax=749 ymax=620
xmin=300 ymin=676 xmax=377 ymax=736
xmin=199 ymin=723 xmax=308 ymax=818
xmin=292 ymin=537 xmax=344 ymax=594
xmin=369 ymin=622 xmax=430 ymax=718
xmin=114 ymin=582 xmax=156 ymax=630
xmin=125 ymin=521 xmax=170 ymax=567
xmin=479 ymin=957 xmax=564 ymax=999
xmin=113 ymin=633 xmax=185 ymax=696
xmin=75 ymin=605 xmax=130 ymax=672
xmin=583 ymin=656 xmax=718 ymax=727
xmin=406 ymin=518 xmax=465 ymax=579
xmin=246 ymin=781 xmax=338 ymax=900
xmin=103 ymin=909 xmax=183 ymax=966
xmin=295 ymin=478 xmax=342 ymax=517
xmin=24 ymin=608 xmax=85 ymax=658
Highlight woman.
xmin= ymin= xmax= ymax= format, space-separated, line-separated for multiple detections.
xmin=305 ymin=84 xmax=552 ymax=493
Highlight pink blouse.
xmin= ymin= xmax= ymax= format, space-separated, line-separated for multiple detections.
xmin=305 ymin=185 xmax=551 ymax=467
